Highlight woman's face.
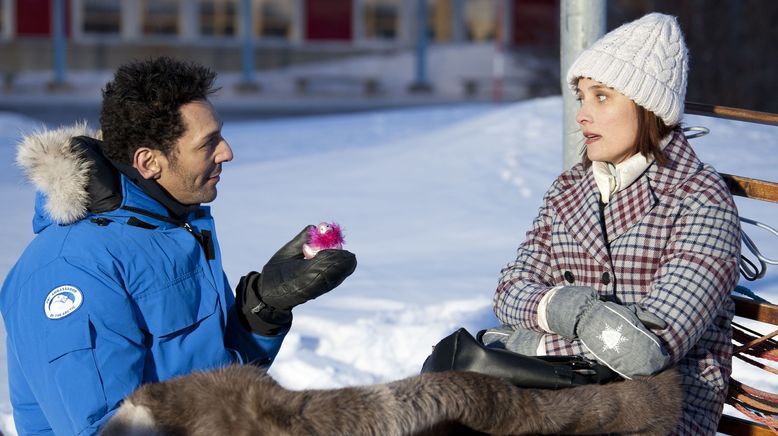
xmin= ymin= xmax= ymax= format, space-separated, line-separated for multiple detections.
xmin=575 ymin=77 xmax=639 ymax=164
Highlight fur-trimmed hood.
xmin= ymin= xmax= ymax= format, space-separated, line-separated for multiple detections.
xmin=17 ymin=123 xmax=196 ymax=234
xmin=16 ymin=123 xmax=105 ymax=228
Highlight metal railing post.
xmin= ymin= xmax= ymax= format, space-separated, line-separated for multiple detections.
xmin=239 ymin=0 xmax=259 ymax=92
xmin=51 ymin=0 xmax=67 ymax=88
xmin=409 ymin=0 xmax=433 ymax=93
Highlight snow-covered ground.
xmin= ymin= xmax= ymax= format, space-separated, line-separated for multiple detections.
xmin=0 ymin=97 xmax=776 ymax=434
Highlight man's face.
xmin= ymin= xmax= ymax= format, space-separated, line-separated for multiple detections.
xmin=156 ymin=99 xmax=233 ymax=205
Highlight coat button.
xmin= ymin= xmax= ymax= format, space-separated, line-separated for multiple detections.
xmin=602 ymin=272 xmax=611 ymax=285
xmin=564 ymin=271 xmax=575 ymax=284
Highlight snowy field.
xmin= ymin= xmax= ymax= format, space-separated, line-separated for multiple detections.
xmin=0 ymin=97 xmax=776 ymax=434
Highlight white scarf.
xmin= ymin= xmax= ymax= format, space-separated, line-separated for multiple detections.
xmin=592 ymin=135 xmax=672 ymax=204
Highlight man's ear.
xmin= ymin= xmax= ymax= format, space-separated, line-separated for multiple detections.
xmin=133 ymin=147 xmax=163 ymax=180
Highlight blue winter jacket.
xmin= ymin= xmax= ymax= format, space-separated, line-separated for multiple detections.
xmin=0 ymin=126 xmax=287 ymax=435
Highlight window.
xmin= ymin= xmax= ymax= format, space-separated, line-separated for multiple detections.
xmin=429 ymin=0 xmax=449 ymax=42
xmin=83 ymin=0 xmax=121 ymax=34
xmin=255 ymin=0 xmax=294 ymax=39
xmin=364 ymin=0 xmax=399 ymax=40
xmin=142 ymin=0 xmax=179 ymax=36
xmin=200 ymin=0 xmax=237 ymax=37
xmin=464 ymin=0 xmax=496 ymax=41
xmin=427 ymin=0 xmax=497 ymax=42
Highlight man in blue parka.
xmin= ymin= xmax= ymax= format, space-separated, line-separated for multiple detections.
xmin=0 ymin=57 xmax=356 ymax=435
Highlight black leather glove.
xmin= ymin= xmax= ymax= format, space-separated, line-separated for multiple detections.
xmin=236 ymin=226 xmax=357 ymax=336
xmin=236 ymin=271 xmax=292 ymax=336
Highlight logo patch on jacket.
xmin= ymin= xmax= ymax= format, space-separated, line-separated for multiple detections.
xmin=44 ymin=285 xmax=83 ymax=319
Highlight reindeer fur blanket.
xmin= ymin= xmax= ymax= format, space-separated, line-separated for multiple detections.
xmin=100 ymin=364 xmax=681 ymax=436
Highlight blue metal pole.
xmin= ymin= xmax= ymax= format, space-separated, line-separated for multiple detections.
xmin=52 ymin=0 xmax=66 ymax=85
xmin=241 ymin=0 xmax=254 ymax=86
xmin=411 ymin=0 xmax=432 ymax=92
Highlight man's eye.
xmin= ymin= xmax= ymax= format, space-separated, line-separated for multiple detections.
xmin=597 ymin=94 xmax=607 ymax=102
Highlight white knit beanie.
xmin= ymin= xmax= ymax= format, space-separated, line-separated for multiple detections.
xmin=566 ymin=13 xmax=688 ymax=126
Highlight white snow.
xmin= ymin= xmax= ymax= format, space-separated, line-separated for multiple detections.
xmin=0 ymin=97 xmax=776 ymax=435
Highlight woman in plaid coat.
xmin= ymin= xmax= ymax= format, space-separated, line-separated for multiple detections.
xmin=487 ymin=13 xmax=740 ymax=435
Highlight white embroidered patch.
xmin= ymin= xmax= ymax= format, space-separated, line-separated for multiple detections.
xmin=44 ymin=285 xmax=83 ymax=319
xmin=598 ymin=323 xmax=628 ymax=353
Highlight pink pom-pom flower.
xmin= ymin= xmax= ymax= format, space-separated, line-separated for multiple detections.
xmin=302 ymin=222 xmax=345 ymax=259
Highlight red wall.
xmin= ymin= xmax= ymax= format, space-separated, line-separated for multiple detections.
xmin=305 ymin=0 xmax=352 ymax=41
xmin=511 ymin=0 xmax=557 ymax=46
xmin=16 ymin=0 xmax=71 ymax=37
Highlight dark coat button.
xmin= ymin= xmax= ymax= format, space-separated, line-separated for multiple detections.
xmin=564 ymin=271 xmax=575 ymax=284
xmin=602 ymin=272 xmax=611 ymax=285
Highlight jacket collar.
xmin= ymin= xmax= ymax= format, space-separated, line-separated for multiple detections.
xmin=604 ymin=130 xmax=702 ymax=241
xmin=644 ymin=128 xmax=703 ymax=193
xmin=548 ymin=129 xmax=702 ymax=268
xmin=112 ymin=161 xmax=197 ymax=224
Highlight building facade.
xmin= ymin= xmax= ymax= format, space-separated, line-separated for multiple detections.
xmin=1 ymin=0 xmax=557 ymax=72
xmin=2 ymin=0 xmax=557 ymax=44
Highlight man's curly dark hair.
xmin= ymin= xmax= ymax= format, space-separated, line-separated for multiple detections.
xmin=100 ymin=57 xmax=217 ymax=165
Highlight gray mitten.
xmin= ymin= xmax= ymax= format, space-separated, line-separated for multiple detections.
xmin=481 ymin=326 xmax=545 ymax=355
xmin=545 ymin=286 xmax=671 ymax=378
xmin=545 ymin=286 xmax=600 ymax=340
xmin=576 ymin=301 xmax=671 ymax=377
xmin=628 ymin=304 xmax=668 ymax=330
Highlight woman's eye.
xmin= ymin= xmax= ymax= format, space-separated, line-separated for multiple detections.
xmin=597 ymin=94 xmax=607 ymax=102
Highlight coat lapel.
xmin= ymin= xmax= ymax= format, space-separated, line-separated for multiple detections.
xmin=549 ymin=168 xmax=612 ymax=269
xmin=603 ymin=175 xmax=658 ymax=242
xmin=603 ymin=129 xmax=702 ymax=243
xmin=548 ymin=129 xmax=701 ymax=268
xmin=647 ymin=129 xmax=703 ymax=192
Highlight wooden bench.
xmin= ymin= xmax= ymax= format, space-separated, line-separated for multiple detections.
xmin=685 ymin=102 xmax=778 ymax=435
xmin=294 ymin=75 xmax=379 ymax=96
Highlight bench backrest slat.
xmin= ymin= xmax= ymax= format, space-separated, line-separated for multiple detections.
xmin=686 ymin=102 xmax=778 ymax=126
xmin=733 ymin=295 xmax=778 ymax=325
xmin=721 ymin=174 xmax=778 ymax=203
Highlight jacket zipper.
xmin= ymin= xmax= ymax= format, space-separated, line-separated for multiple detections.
xmin=121 ymin=206 xmax=215 ymax=260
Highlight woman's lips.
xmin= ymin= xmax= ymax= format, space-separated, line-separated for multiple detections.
xmin=584 ymin=133 xmax=601 ymax=145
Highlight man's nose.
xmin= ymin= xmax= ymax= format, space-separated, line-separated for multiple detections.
xmin=216 ymin=139 xmax=233 ymax=163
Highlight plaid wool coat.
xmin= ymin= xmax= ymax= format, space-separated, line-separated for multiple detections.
xmin=494 ymin=129 xmax=740 ymax=435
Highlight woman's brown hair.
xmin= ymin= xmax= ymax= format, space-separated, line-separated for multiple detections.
xmin=581 ymin=103 xmax=675 ymax=168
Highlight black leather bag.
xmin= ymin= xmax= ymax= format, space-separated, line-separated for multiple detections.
xmin=421 ymin=328 xmax=620 ymax=389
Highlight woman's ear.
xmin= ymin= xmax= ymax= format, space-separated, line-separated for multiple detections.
xmin=133 ymin=147 xmax=162 ymax=180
